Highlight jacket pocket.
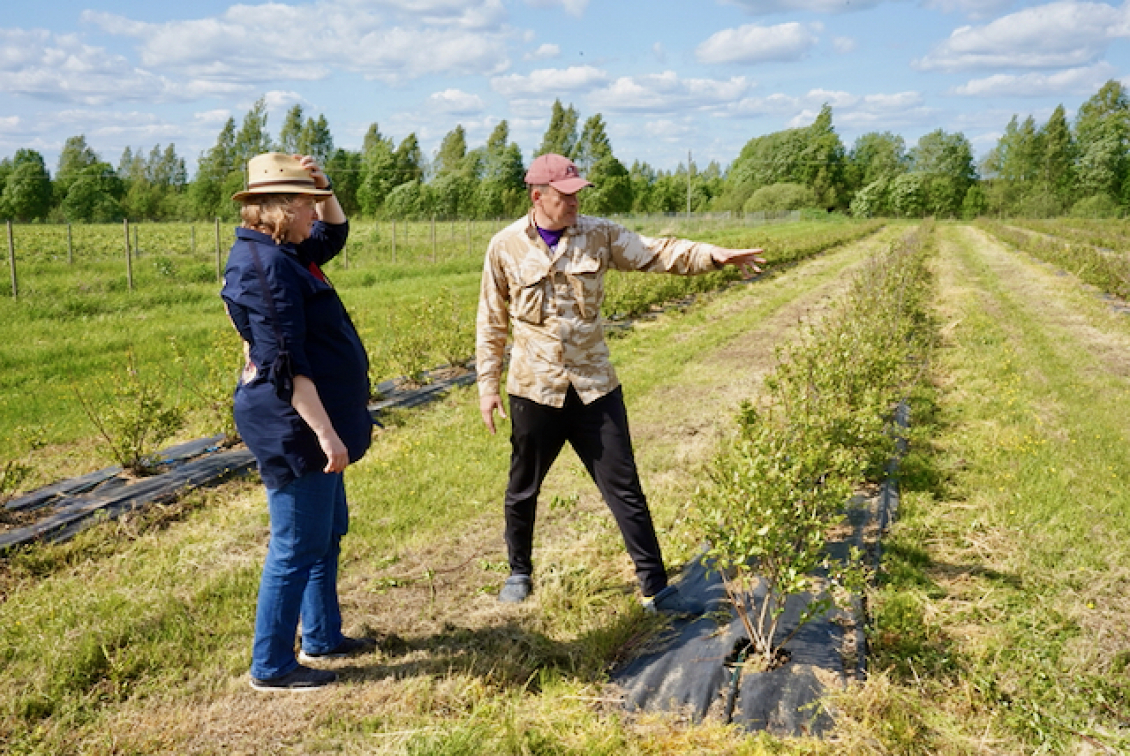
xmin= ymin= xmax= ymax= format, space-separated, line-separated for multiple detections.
xmin=513 ymin=256 xmax=551 ymax=325
xmin=569 ymin=255 xmax=603 ymax=321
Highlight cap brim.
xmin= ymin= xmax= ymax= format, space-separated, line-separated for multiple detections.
xmin=547 ymin=177 xmax=593 ymax=194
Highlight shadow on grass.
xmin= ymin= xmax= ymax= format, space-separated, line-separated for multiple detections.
xmin=335 ymin=612 xmax=654 ymax=694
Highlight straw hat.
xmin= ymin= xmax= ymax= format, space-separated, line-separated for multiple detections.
xmin=232 ymin=152 xmax=333 ymax=202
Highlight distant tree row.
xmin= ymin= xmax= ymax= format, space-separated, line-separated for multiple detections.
xmin=5 ymin=81 xmax=1130 ymax=223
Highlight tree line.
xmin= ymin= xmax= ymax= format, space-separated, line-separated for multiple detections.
xmin=4 ymin=81 xmax=1130 ymax=224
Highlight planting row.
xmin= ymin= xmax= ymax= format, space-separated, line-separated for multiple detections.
xmin=977 ymin=218 xmax=1130 ymax=300
xmin=696 ymin=221 xmax=934 ymax=667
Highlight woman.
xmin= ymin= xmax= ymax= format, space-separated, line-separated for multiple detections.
xmin=221 ymin=152 xmax=375 ymax=691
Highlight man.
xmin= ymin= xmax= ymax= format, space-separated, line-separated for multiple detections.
xmin=476 ymin=153 xmax=765 ymax=613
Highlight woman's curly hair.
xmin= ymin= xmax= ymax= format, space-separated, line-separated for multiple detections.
xmin=239 ymin=194 xmax=313 ymax=244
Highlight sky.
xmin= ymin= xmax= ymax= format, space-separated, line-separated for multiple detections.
xmin=3 ymin=0 xmax=1130 ymax=178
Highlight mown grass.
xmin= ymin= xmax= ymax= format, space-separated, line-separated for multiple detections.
xmin=835 ymin=222 xmax=1130 ymax=753
xmin=0 ymin=223 xmax=892 ymax=754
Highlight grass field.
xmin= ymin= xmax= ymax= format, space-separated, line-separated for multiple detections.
xmin=2 ymin=217 xmax=1128 ymax=753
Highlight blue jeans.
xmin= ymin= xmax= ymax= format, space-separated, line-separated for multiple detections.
xmin=250 ymin=470 xmax=349 ymax=680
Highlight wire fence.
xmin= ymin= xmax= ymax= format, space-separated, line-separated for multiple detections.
xmin=2 ymin=211 xmax=805 ymax=299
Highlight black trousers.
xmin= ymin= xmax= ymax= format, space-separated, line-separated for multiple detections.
xmin=504 ymin=386 xmax=668 ymax=597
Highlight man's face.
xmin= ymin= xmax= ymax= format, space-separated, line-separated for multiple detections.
xmin=533 ymin=185 xmax=579 ymax=230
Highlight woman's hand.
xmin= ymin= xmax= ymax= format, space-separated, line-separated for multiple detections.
xmin=315 ymin=429 xmax=349 ymax=473
xmin=290 ymin=375 xmax=350 ymax=473
xmin=294 ymin=154 xmax=346 ymax=224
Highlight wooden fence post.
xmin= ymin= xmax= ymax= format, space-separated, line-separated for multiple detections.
xmin=391 ymin=220 xmax=397 ymax=263
xmin=431 ymin=216 xmax=436 ymax=263
xmin=123 ymin=219 xmax=133 ymax=292
xmin=190 ymin=224 xmax=196 ymax=254
xmin=214 ymin=218 xmax=222 ymax=283
xmin=6 ymin=221 xmax=16 ymax=299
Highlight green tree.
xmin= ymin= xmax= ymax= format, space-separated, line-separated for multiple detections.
xmin=1074 ymin=80 xmax=1129 ymax=205
xmin=574 ymin=114 xmax=612 ymax=173
xmin=889 ymin=172 xmax=927 ymax=218
xmin=277 ymin=104 xmax=305 ymax=154
xmin=722 ymin=105 xmax=846 ymax=212
xmin=393 ymin=134 xmax=424 ymax=187
xmin=325 ymin=148 xmax=362 ymax=217
xmin=384 ymin=179 xmax=430 ymax=220
xmin=628 ymin=161 xmax=658 ymax=213
xmin=909 ymin=129 xmax=977 ymax=218
xmin=55 ymin=135 xmax=101 ymax=209
xmin=797 ymin=105 xmax=846 ymax=208
xmin=850 ymin=177 xmax=891 ymax=218
xmin=847 ymin=132 xmax=907 ymax=194
xmin=61 ymin=163 xmax=124 ymax=222
xmin=189 ymin=117 xmax=240 ymax=221
xmin=475 ymin=121 xmax=527 ymax=219
xmin=232 ymin=97 xmax=272 ymax=169
xmin=536 ymin=100 xmax=579 ymax=158
xmin=1040 ymin=105 xmax=1076 ymax=211
xmin=299 ymin=115 xmax=334 ymax=165
xmin=434 ymin=125 xmax=468 ymax=177
xmin=744 ymin=182 xmax=817 ymax=214
xmin=1 ymin=149 xmax=53 ymax=221
xmin=357 ymin=123 xmax=397 ymax=217
xmin=580 ymin=154 xmax=632 ymax=215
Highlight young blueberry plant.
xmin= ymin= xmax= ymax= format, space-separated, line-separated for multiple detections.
xmin=76 ymin=349 xmax=185 ymax=475
xmin=697 ymin=224 xmax=932 ymax=670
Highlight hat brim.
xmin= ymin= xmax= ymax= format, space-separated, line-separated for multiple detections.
xmin=546 ymin=177 xmax=594 ymax=195
xmin=232 ymin=184 xmax=334 ymax=202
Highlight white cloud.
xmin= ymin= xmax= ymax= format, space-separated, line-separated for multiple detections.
xmin=193 ymin=109 xmax=234 ymax=125
xmin=728 ymin=88 xmax=931 ymax=133
xmin=915 ymin=1 xmax=1130 ymax=72
xmin=428 ymin=88 xmax=487 ymax=114
xmin=81 ymin=2 xmax=514 ymax=86
xmin=525 ymin=43 xmax=560 ymax=60
xmin=643 ymin=119 xmax=694 ymax=143
xmin=696 ymin=23 xmax=819 ymax=65
xmin=523 ymin=0 xmax=591 ymax=17
xmin=721 ymin=0 xmax=887 ymax=13
xmin=952 ymin=62 xmax=1118 ymax=97
xmin=920 ymin=0 xmax=1017 ymax=20
xmin=588 ymin=72 xmax=752 ymax=113
xmin=0 ymin=28 xmax=171 ymax=105
xmin=491 ymin=65 xmax=609 ymax=96
xmin=832 ymin=36 xmax=857 ymax=54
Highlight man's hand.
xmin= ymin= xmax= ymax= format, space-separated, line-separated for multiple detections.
xmin=480 ymin=394 xmax=507 ymax=434
xmin=713 ymin=248 xmax=767 ymax=278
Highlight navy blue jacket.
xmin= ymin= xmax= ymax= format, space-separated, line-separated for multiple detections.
xmin=221 ymin=222 xmax=372 ymax=489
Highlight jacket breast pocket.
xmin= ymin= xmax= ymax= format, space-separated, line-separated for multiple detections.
xmin=513 ymin=280 xmax=546 ymax=324
xmin=569 ymin=256 xmax=604 ymax=321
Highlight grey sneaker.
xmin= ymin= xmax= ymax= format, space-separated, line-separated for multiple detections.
xmin=641 ymin=584 xmax=706 ymax=616
xmin=498 ymin=575 xmax=532 ymax=603
xmin=250 ymin=664 xmax=337 ymax=691
xmin=299 ymin=636 xmax=377 ymax=663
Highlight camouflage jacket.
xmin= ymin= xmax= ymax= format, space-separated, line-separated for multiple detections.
xmin=476 ymin=211 xmax=724 ymax=407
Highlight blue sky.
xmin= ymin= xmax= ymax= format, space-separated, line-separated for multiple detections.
xmin=3 ymin=0 xmax=1129 ymax=176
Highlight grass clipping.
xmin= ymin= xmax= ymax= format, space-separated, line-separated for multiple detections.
xmin=695 ymin=222 xmax=934 ymax=669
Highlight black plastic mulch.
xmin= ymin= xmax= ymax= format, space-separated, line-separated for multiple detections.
xmin=1 ymin=367 xmax=479 ymax=554
xmin=612 ymin=474 xmax=898 ymax=736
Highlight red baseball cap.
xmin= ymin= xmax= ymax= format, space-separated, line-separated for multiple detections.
xmin=525 ymin=153 xmax=593 ymax=194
